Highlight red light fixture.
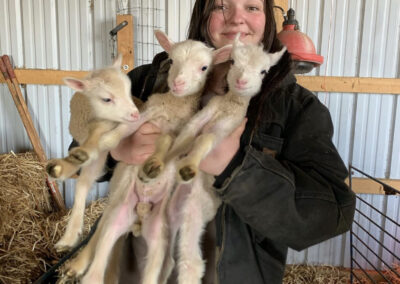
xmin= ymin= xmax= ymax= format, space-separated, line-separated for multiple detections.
xmin=276 ymin=8 xmax=324 ymax=74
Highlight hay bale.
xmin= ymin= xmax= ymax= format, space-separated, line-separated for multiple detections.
xmin=284 ymin=264 xmax=400 ymax=284
xmin=0 ymin=152 xmax=106 ymax=283
xmin=283 ymin=264 xmax=350 ymax=284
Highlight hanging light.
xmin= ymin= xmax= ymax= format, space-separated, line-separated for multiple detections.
xmin=275 ymin=8 xmax=324 ymax=74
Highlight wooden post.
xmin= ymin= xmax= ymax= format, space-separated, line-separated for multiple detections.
xmin=274 ymin=0 xmax=289 ymax=33
xmin=116 ymin=14 xmax=134 ymax=73
xmin=0 ymin=56 xmax=66 ymax=211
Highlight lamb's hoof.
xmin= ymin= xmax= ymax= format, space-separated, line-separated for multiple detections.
xmin=64 ymin=263 xmax=80 ymax=278
xmin=55 ymin=233 xmax=81 ymax=253
xmin=46 ymin=161 xmax=62 ymax=178
xmin=64 ymin=257 xmax=88 ymax=279
xmin=179 ymin=166 xmax=196 ymax=182
xmin=143 ymin=157 xmax=164 ymax=179
xmin=67 ymin=148 xmax=89 ymax=165
xmin=64 ymin=266 xmax=82 ymax=279
xmin=54 ymin=243 xmax=73 ymax=253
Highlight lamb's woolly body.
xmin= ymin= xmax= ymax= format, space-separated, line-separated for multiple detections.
xmin=47 ymin=57 xmax=141 ymax=254
xmin=143 ymin=91 xmax=200 ymax=134
xmin=166 ymin=40 xmax=287 ymax=284
xmin=63 ymin=30 xmax=232 ymax=284
xmin=68 ymin=92 xmax=92 ymax=142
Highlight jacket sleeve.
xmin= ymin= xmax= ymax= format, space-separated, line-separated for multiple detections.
xmin=214 ymin=89 xmax=356 ymax=251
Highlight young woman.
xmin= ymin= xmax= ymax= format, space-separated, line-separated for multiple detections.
xmin=107 ymin=0 xmax=356 ymax=283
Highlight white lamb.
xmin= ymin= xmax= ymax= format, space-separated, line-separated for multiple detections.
xmin=46 ymin=56 xmax=142 ymax=252
xmin=163 ymin=36 xmax=287 ymax=284
xmin=62 ymin=30 xmax=232 ymax=284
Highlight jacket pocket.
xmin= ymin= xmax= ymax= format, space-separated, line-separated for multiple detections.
xmin=252 ymin=132 xmax=284 ymax=157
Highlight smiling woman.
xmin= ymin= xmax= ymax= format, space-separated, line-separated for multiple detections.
xmin=103 ymin=0 xmax=356 ymax=283
xmin=209 ymin=0 xmax=266 ymax=48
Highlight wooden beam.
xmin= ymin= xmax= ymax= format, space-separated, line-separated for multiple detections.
xmin=116 ymin=14 xmax=134 ymax=73
xmin=297 ymin=75 xmax=400 ymax=94
xmin=274 ymin=0 xmax=289 ymax=33
xmin=346 ymin=177 xmax=400 ymax=195
xmin=0 ymin=69 xmax=88 ymax=85
xmin=2 ymin=72 xmax=400 ymax=95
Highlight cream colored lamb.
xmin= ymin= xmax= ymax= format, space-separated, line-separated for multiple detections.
xmin=46 ymin=56 xmax=143 ymax=252
xmin=62 ymin=30 xmax=232 ymax=284
xmin=164 ymin=36 xmax=287 ymax=284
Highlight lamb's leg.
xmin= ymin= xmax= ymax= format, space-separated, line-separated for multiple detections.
xmin=177 ymin=195 xmax=207 ymax=284
xmin=165 ymin=105 xmax=217 ymax=163
xmin=177 ymin=133 xmax=216 ymax=182
xmin=97 ymin=112 xmax=155 ymax=154
xmin=79 ymin=184 xmax=139 ymax=284
xmin=104 ymin=236 xmax=125 ymax=284
xmin=55 ymin=152 xmax=107 ymax=252
xmin=139 ymin=134 xmax=173 ymax=182
xmin=158 ymin=183 xmax=193 ymax=284
xmin=46 ymin=156 xmax=84 ymax=180
xmin=140 ymin=199 xmax=169 ymax=284
xmin=46 ymin=122 xmax=115 ymax=180
xmin=68 ymin=120 xmax=117 ymax=164
xmin=64 ymin=220 xmax=101 ymax=278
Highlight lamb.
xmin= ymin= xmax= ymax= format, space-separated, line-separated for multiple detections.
xmin=162 ymin=36 xmax=287 ymax=284
xmin=62 ymin=30 xmax=232 ymax=284
xmin=45 ymin=55 xmax=143 ymax=252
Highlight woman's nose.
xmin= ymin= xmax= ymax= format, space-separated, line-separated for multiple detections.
xmin=227 ymin=7 xmax=245 ymax=24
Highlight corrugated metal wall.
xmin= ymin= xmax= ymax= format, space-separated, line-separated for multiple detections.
xmin=0 ymin=0 xmax=399 ymax=268
xmin=286 ymin=0 xmax=400 ymax=268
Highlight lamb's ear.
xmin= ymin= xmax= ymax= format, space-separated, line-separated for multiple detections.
xmin=112 ymin=54 xmax=123 ymax=69
xmin=270 ymin=46 xmax=287 ymax=66
xmin=63 ymin=77 xmax=88 ymax=91
xmin=212 ymin=44 xmax=232 ymax=65
xmin=233 ymin=33 xmax=244 ymax=48
xmin=154 ymin=30 xmax=174 ymax=53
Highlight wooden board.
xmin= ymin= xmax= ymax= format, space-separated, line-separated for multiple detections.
xmin=0 ymin=69 xmax=88 ymax=85
xmin=297 ymin=75 xmax=400 ymax=95
xmin=274 ymin=0 xmax=289 ymax=33
xmin=116 ymin=14 xmax=134 ymax=73
xmin=346 ymin=177 xmax=400 ymax=195
xmin=2 ymin=72 xmax=399 ymax=95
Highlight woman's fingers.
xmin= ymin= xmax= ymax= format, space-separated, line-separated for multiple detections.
xmin=110 ymin=123 xmax=161 ymax=164
xmin=199 ymin=118 xmax=247 ymax=175
xmin=138 ymin=122 xmax=161 ymax=135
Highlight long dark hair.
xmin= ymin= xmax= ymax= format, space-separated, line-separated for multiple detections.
xmin=187 ymin=0 xmax=293 ymax=127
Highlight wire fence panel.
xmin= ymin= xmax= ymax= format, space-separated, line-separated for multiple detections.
xmin=350 ymin=165 xmax=400 ymax=283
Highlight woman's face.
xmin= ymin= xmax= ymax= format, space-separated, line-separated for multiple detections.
xmin=209 ymin=0 xmax=266 ymax=48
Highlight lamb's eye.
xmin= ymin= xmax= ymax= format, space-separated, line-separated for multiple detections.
xmin=261 ymin=70 xmax=267 ymax=75
xmin=102 ymin=98 xmax=112 ymax=103
xmin=168 ymin=58 xmax=173 ymax=65
xmin=230 ymin=59 xmax=235 ymax=65
xmin=201 ymin=66 xmax=208 ymax=71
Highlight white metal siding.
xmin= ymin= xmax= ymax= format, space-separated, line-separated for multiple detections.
xmin=288 ymin=0 xmax=400 ymax=268
xmin=0 ymin=0 xmax=399 ymax=268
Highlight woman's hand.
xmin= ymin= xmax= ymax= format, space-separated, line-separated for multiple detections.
xmin=110 ymin=122 xmax=161 ymax=165
xmin=199 ymin=119 xmax=247 ymax=176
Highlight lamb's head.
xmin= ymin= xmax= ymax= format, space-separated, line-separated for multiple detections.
xmin=154 ymin=30 xmax=232 ymax=97
xmin=64 ymin=55 xmax=139 ymax=123
xmin=227 ymin=35 xmax=286 ymax=98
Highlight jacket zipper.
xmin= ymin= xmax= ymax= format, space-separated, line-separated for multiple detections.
xmin=216 ymin=203 xmax=227 ymax=284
